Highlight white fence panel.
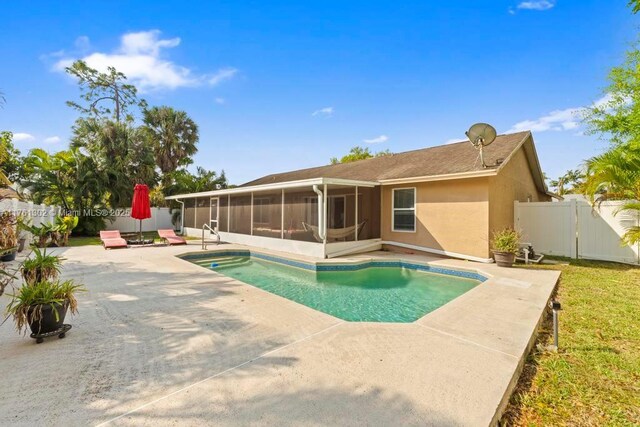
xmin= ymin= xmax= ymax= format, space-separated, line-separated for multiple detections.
xmin=578 ymin=202 xmax=640 ymax=264
xmin=0 ymin=199 xmax=61 ymax=245
xmin=515 ymin=200 xmax=576 ymax=258
xmin=515 ymin=199 xmax=640 ymax=265
xmin=104 ymin=207 xmax=175 ymax=233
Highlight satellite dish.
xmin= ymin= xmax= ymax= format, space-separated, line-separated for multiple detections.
xmin=465 ymin=123 xmax=497 ymax=168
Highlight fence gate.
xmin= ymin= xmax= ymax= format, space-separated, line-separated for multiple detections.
xmin=515 ymin=199 xmax=640 ymax=265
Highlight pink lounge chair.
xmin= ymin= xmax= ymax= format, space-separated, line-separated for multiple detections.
xmin=158 ymin=229 xmax=187 ymax=246
xmin=99 ymin=230 xmax=128 ymax=250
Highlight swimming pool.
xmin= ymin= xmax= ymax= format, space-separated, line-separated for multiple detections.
xmin=182 ymin=251 xmax=484 ymax=323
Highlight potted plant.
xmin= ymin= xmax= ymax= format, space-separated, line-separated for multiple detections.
xmin=0 ymin=211 xmax=18 ymax=261
xmin=21 ymin=247 xmax=64 ymax=285
xmin=491 ymin=228 xmax=521 ymax=267
xmin=6 ymin=279 xmax=85 ymax=337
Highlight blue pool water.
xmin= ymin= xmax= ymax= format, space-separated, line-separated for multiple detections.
xmin=186 ymin=254 xmax=481 ymax=323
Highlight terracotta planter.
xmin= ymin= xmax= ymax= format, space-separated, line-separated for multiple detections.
xmin=493 ymin=251 xmax=515 ymax=267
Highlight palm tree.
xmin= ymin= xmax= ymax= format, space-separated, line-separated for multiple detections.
xmin=142 ymin=106 xmax=199 ymax=185
xmin=0 ymin=95 xmax=9 ymax=187
xmin=550 ymin=169 xmax=585 ymax=196
xmin=71 ymin=118 xmax=157 ymax=207
xmin=583 ymin=141 xmax=640 ymax=245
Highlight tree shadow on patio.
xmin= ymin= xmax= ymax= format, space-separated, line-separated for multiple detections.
xmin=0 ymin=251 xmax=335 ymax=425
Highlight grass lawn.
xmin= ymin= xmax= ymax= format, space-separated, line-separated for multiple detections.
xmin=504 ymin=258 xmax=640 ymax=426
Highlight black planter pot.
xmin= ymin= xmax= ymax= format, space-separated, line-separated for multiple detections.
xmin=28 ymin=301 xmax=68 ymax=335
xmin=0 ymin=250 xmax=17 ymax=262
xmin=493 ymin=251 xmax=516 ymax=267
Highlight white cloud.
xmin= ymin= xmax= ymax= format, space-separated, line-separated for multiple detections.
xmin=44 ymin=136 xmax=61 ymax=144
xmin=593 ymin=93 xmax=614 ymax=108
xmin=363 ymin=135 xmax=389 ymax=144
xmin=215 ymin=97 xmax=225 ymax=105
xmin=12 ymin=133 xmax=35 ymax=142
xmin=517 ymin=0 xmax=555 ymax=11
xmin=312 ymin=106 xmax=334 ymax=117
xmin=507 ymin=108 xmax=581 ymax=133
xmin=209 ymin=68 xmax=238 ymax=86
xmin=506 ymin=94 xmax=614 ymax=134
xmin=444 ymin=138 xmax=463 ymax=145
xmin=53 ymin=30 xmax=237 ymax=92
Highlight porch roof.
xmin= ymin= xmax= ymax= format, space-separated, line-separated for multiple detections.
xmin=165 ymin=177 xmax=378 ymax=200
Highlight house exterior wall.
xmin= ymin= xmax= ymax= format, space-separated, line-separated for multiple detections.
xmin=381 ymin=178 xmax=491 ymax=259
xmin=488 ymin=147 xmax=551 ymax=238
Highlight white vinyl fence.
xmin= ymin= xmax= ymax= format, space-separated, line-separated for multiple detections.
xmin=515 ymin=198 xmax=640 ymax=265
xmin=0 ymin=200 xmax=175 ymax=235
xmin=0 ymin=199 xmax=60 ymax=227
xmin=104 ymin=207 xmax=175 ymax=233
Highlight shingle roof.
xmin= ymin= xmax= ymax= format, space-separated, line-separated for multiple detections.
xmin=242 ymin=131 xmax=531 ymax=187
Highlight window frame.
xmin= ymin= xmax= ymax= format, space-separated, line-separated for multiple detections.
xmin=391 ymin=187 xmax=416 ymax=233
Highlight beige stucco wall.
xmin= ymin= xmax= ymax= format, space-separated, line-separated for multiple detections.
xmin=488 ymin=147 xmax=551 ymax=238
xmin=381 ymin=178 xmax=491 ymax=259
xmin=380 ymin=144 xmax=550 ymax=260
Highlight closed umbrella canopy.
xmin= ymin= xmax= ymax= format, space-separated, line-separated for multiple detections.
xmin=131 ymin=184 xmax=151 ymax=220
xmin=131 ymin=184 xmax=151 ymax=242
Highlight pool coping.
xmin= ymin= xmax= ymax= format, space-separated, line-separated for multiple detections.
xmin=176 ymin=245 xmax=560 ymax=425
xmin=178 ymin=249 xmax=490 ymax=283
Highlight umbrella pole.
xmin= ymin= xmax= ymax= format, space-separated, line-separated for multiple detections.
xmin=139 ymin=219 xmax=142 ymax=242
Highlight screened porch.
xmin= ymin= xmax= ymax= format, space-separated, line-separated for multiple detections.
xmin=168 ymin=178 xmax=382 ymax=258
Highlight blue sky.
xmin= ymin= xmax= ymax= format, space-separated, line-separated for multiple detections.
xmin=0 ymin=0 xmax=636 ymax=184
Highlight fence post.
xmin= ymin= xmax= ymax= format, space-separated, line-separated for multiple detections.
xmin=570 ymin=198 xmax=578 ymax=259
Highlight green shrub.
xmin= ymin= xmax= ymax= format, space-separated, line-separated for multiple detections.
xmin=491 ymin=228 xmax=521 ymax=254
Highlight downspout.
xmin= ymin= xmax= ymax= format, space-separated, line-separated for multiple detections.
xmin=323 ymin=184 xmax=328 ymax=258
xmin=312 ymin=185 xmax=326 ymax=241
xmin=176 ymin=199 xmax=185 ymax=235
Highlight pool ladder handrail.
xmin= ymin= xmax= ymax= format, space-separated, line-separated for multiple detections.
xmin=202 ymin=223 xmax=220 ymax=250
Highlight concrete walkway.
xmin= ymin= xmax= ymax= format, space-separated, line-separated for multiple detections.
xmin=0 ymin=243 xmax=559 ymax=426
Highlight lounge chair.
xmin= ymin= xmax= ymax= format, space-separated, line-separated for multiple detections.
xmin=99 ymin=230 xmax=128 ymax=250
xmin=158 ymin=229 xmax=187 ymax=246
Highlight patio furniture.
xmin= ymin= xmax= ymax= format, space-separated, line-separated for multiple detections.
xmin=158 ymin=229 xmax=187 ymax=246
xmin=99 ymin=230 xmax=128 ymax=250
xmin=302 ymin=220 xmax=367 ymax=242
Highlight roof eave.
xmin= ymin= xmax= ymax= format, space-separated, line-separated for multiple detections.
xmin=165 ymin=177 xmax=379 ymax=200
xmin=378 ymin=169 xmax=498 ymax=185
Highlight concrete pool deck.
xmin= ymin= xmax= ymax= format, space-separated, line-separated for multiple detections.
xmin=0 ymin=242 xmax=560 ymax=426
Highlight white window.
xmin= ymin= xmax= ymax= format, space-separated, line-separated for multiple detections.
xmin=392 ymin=188 xmax=416 ymax=232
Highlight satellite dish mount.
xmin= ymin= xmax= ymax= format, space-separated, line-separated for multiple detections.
xmin=465 ymin=123 xmax=497 ymax=168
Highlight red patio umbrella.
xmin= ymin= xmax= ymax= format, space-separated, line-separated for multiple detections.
xmin=131 ymin=184 xmax=152 ymax=242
